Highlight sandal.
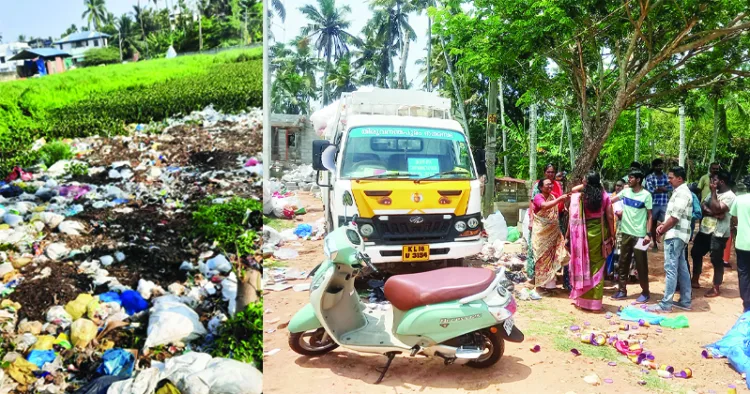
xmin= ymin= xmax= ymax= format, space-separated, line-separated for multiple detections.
xmin=705 ymin=287 xmax=721 ymax=298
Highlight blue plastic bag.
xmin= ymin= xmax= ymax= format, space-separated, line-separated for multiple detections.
xmin=704 ymin=311 xmax=750 ymax=389
xmin=98 ymin=292 xmax=122 ymax=305
xmin=294 ymin=224 xmax=313 ymax=238
xmin=27 ymin=350 xmax=56 ymax=368
xmin=120 ymin=290 xmax=148 ymax=315
xmin=96 ymin=348 xmax=135 ymax=378
xmin=618 ymin=306 xmax=666 ymax=325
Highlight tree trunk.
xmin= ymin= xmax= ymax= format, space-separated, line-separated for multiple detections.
xmin=565 ymin=110 xmax=575 ymax=171
xmin=710 ymin=95 xmax=722 ymax=164
xmin=426 ymin=17 xmax=432 ymax=92
xmin=398 ymin=32 xmax=410 ymax=89
xmin=440 ymin=35 xmax=469 ymax=134
xmin=500 ymin=76 xmax=508 ymax=176
xmin=529 ymin=103 xmax=538 ymax=181
xmin=323 ymin=42 xmax=332 ymax=105
xmin=118 ymin=33 xmax=123 ymax=62
xmin=198 ymin=12 xmax=202 ymax=51
xmin=679 ymin=104 xmax=686 ymax=166
xmin=483 ymin=79 xmax=498 ymax=217
xmin=236 ymin=268 xmax=261 ymax=313
xmin=635 ymin=106 xmax=641 ymax=162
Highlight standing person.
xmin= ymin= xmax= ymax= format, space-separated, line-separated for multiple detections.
xmin=622 ymin=162 xmax=646 ymax=188
xmin=648 ymin=166 xmax=693 ymax=313
xmin=530 ymin=179 xmax=571 ymax=292
xmin=698 ymin=162 xmax=721 ymax=202
xmin=691 ymin=170 xmax=736 ymax=297
xmin=730 ymin=177 xmax=750 ymax=311
xmin=646 ymin=159 xmax=673 ymax=250
xmin=606 ymin=180 xmax=626 ymax=280
xmin=611 ymin=170 xmax=653 ymax=302
xmin=568 ymin=172 xmax=615 ymax=312
xmin=676 ymin=184 xmax=703 ymax=294
xmin=527 ymin=164 xmax=564 ymax=279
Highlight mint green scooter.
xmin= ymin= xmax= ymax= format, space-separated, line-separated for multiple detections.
xmin=287 ymin=223 xmax=524 ymax=383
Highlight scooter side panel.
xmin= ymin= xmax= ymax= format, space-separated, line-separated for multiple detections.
xmin=288 ymin=303 xmax=322 ymax=333
xmin=395 ymin=302 xmax=496 ymax=344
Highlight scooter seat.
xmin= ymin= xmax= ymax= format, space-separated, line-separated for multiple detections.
xmin=384 ymin=267 xmax=495 ymax=311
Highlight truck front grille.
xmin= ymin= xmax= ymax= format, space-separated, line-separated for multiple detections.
xmin=375 ymin=215 xmax=452 ymax=244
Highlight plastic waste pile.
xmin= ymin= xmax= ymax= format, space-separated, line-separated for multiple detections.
xmin=280 ymin=164 xmax=316 ymax=192
xmin=262 ymin=219 xmax=326 ymax=265
xmin=0 ymin=105 xmax=263 ymax=391
xmin=703 ymin=311 xmax=750 ymax=388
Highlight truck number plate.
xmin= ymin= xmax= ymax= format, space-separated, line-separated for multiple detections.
xmin=503 ymin=316 xmax=514 ymax=336
xmin=402 ymin=245 xmax=430 ymax=262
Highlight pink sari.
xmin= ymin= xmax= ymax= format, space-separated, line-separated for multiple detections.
xmin=568 ymin=193 xmax=606 ymax=311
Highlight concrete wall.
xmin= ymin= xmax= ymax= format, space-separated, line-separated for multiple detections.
xmin=272 ymin=121 xmax=320 ymax=164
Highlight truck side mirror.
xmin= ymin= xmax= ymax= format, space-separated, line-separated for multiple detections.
xmin=312 ymin=140 xmax=334 ymax=172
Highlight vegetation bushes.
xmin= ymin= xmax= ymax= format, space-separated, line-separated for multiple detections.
xmin=211 ymin=301 xmax=264 ymax=370
xmin=191 ymin=197 xmax=263 ymax=258
xmin=81 ymin=47 xmax=121 ymax=67
xmin=38 ymin=141 xmax=73 ymax=167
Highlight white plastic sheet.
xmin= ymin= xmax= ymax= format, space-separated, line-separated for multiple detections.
xmin=484 ymin=212 xmax=509 ymax=244
xmin=144 ymin=295 xmax=207 ymax=349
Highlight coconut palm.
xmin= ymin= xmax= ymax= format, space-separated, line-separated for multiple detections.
xmin=82 ymin=0 xmax=109 ymax=30
xmin=300 ymin=0 xmax=360 ymax=105
xmin=328 ymin=54 xmax=358 ymax=100
xmin=365 ymin=0 xmax=415 ymax=89
xmin=411 ymin=0 xmax=436 ymax=91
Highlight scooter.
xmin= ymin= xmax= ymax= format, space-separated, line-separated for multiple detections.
xmin=287 ymin=222 xmax=524 ymax=383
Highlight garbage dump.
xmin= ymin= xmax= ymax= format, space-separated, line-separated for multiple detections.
xmin=0 ymin=105 xmax=263 ymax=391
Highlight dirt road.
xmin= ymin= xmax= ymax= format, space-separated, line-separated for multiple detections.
xmin=264 ymin=192 xmax=747 ymax=394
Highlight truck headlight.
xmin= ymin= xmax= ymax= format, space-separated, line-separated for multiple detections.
xmin=468 ymin=217 xmax=479 ymax=228
xmin=454 ymin=221 xmax=467 ymax=232
xmin=360 ymin=224 xmax=374 ymax=237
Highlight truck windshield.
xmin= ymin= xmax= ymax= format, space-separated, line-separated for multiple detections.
xmin=340 ymin=126 xmax=476 ymax=180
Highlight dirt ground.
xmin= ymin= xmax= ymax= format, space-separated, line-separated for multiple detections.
xmin=263 ymin=191 xmax=750 ymax=394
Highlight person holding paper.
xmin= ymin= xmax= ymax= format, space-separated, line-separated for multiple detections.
xmin=610 ymin=170 xmax=653 ymax=303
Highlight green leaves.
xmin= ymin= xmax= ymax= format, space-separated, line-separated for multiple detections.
xmin=211 ymin=301 xmax=264 ymax=370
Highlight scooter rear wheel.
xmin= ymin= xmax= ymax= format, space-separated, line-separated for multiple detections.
xmin=466 ymin=330 xmax=504 ymax=368
xmin=289 ymin=328 xmax=339 ymax=356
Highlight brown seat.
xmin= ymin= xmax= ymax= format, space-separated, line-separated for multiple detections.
xmin=384 ymin=267 xmax=495 ymax=311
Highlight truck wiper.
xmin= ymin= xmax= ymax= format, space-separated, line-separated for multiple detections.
xmin=416 ymin=170 xmax=468 ymax=183
xmin=356 ymin=172 xmax=418 ymax=181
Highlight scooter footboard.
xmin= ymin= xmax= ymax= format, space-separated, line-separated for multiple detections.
xmin=288 ymin=303 xmax=323 ymax=333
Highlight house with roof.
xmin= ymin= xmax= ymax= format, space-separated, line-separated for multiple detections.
xmin=53 ymin=31 xmax=110 ymax=63
xmin=0 ymin=42 xmax=31 ymax=74
xmin=9 ymin=48 xmax=72 ymax=77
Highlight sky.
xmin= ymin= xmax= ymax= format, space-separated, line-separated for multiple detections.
xmin=271 ymin=0 xmax=431 ymax=109
xmin=0 ymin=0 xmax=146 ymax=42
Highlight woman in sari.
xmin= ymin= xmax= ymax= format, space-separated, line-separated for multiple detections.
xmin=568 ymin=172 xmax=616 ymax=311
xmin=527 ymin=164 xmax=564 ymax=278
xmin=531 ymin=179 xmax=571 ymax=292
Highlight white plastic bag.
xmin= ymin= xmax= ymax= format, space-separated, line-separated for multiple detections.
xmin=106 ymin=367 xmax=160 ymax=394
xmin=144 ymin=295 xmax=207 ymax=349
xmin=271 ymin=195 xmax=299 ymax=218
xmin=159 ymin=352 xmax=213 ymax=388
xmin=221 ymin=273 xmax=237 ymax=316
xmin=180 ymin=358 xmax=263 ymax=394
xmin=310 ymin=101 xmax=340 ymax=138
xmin=58 ymin=221 xmax=86 ymax=236
xmin=206 ymin=255 xmax=231 ymax=273
xmin=484 ymin=212 xmax=508 ymax=244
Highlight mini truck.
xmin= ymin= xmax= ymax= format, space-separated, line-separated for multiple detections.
xmin=312 ymin=88 xmax=484 ymax=267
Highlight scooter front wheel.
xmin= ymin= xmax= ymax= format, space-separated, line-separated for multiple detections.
xmin=289 ymin=328 xmax=339 ymax=356
xmin=466 ymin=330 xmax=504 ymax=369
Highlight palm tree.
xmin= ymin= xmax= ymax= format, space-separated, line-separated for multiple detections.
xmin=115 ymin=14 xmax=138 ymax=61
xmin=328 ymin=54 xmax=358 ymax=100
xmin=82 ymin=0 xmax=108 ymax=30
xmin=18 ymin=35 xmax=26 ymax=42
xmin=411 ymin=0 xmax=435 ymax=91
xmin=365 ymin=0 xmax=415 ymax=89
xmin=300 ymin=0 xmax=359 ymax=105
xmin=132 ymin=2 xmax=150 ymax=57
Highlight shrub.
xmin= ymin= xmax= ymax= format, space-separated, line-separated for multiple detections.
xmin=191 ymin=197 xmax=262 ymax=257
xmin=38 ymin=141 xmax=73 ymax=167
xmin=211 ymin=301 xmax=263 ymax=370
xmin=80 ymin=47 xmax=121 ymax=67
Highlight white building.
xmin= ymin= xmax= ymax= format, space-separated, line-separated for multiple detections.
xmin=0 ymin=42 xmax=32 ymax=73
xmin=53 ymin=31 xmax=111 ymax=63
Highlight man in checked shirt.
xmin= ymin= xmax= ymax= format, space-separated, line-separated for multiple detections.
xmin=646 ymin=159 xmax=673 ymax=251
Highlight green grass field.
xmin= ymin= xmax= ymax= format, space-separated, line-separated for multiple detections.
xmin=0 ymin=47 xmax=262 ymax=173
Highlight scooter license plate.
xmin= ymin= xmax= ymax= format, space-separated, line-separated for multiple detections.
xmin=503 ymin=316 xmax=515 ymax=336
xmin=402 ymin=245 xmax=429 ymax=262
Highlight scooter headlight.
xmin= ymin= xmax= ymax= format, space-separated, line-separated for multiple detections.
xmin=467 ymin=217 xmax=479 ymax=229
xmin=454 ymin=221 xmax=467 ymax=232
